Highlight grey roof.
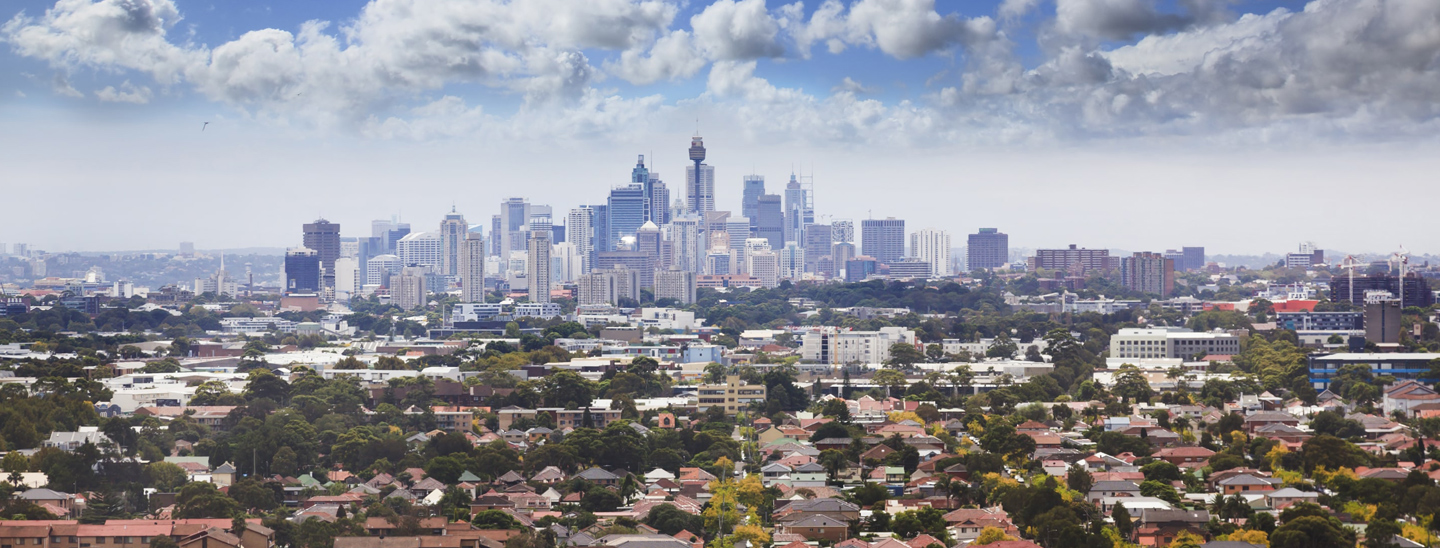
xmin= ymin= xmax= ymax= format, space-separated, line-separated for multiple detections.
xmin=18 ymin=488 xmax=71 ymax=500
xmin=577 ymin=466 xmax=620 ymax=481
xmin=1218 ymin=475 xmax=1273 ymax=486
xmin=788 ymin=514 xmax=848 ymax=527
xmin=1139 ymin=509 xmax=1210 ymax=524
xmin=793 ymin=463 xmax=826 ymax=473
xmin=762 ymin=462 xmax=793 ymax=472
xmin=1089 ymin=481 xmax=1140 ymax=492
xmin=1266 ymin=488 xmax=1318 ymax=498
xmin=212 ymin=462 xmax=237 ymax=474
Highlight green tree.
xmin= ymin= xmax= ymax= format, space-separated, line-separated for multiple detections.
xmin=886 ymin=343 xmax=926 ymax=369
xmin=145 ymin=461 xmax=188 ymax=492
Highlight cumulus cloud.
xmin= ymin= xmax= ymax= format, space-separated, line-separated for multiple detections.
xmin=791 ymin=0 xmax=1000 ymax=59
xmin=94 ymin=80 xmax=151 ymax=103
xmin=690 ymin=0 xmax=784 ymax=60
xmin=609 ymin=30 xmax=706 ymax=85
xmin=998 ymin=0 xmax=1043 ymax=20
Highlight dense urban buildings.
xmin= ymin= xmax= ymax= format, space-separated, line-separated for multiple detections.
xmin=1031 ymin=245 xmax=1115 ymax=274
xmin=1120 ymin=252 xmax=1176 ymax=297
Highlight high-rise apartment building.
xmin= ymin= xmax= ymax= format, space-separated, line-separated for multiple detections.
xmin=861 ymin=218 xmax=905 ymax=264
xmin=391 ymin=266 xmax=428 ymax=310
xmin=910 ymin=228 xmax=951 ymax=277
xmin=966 ymin=228 xmax=1008 ymax=271
xmin=459 ymin=232 xmax=486 ymax=303
xmin=630 ymin=155 xmax=670 ymax=226
xmin=334 ymin=257 xmax=359 ymax=299
xmin=755 ymin=194 xmax=784 ymax=249
xmin=439 ymin=209 xmax=467 ymax=276
xmin=566 ymin=207 xmax=596 ymax=274
xmin=302 ymin=218 xmax=340 ymax=287
xmin=804 ymin=224 xmax=833 ymax=273
xmin=686 ymin=136 xmax=715 ymax=214
xmin=284 ymin=247 xmax=321 ymax=294
xmin=396 ymin=232 xmax=442 ymax=270
xmin=670 ymin=214 xmax=704 ymax=273
xmin=655 ymin=268 xmax=697 ymax=305
xmin=578 ymin=267 xmax=641 ymax=306
xmin=552 ymin=242 xmax=582 ymax=283
xmin=748 ymin=249 xmax=779 ymax=289
xmin=779 ymin=242 xmax=806 ymax=280
xmin=1120 ymin=252 xmax=1175 ymax=297
xmin=367 ymin=254 xmax=401 ymax=287
xmin=741 ymin=175 xmax=765 ymax=228
xmin=1031 ymin=245 xmax=1114 ymax=274
xmin=831 ymin=242 xmax=856 ymax=277
xmin=527 ymin=232 xmax=551 ymax=303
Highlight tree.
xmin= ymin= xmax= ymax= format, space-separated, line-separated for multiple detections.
xmin=1271 ymin=515 xmax=1356 ymax=548
xmin=1112 ymin=503 xmax=1133 ymax=540
xmin=973 ymin=527 xmax=1015 ymax=545
xmin=810 ymin=422 xmax=852 ymax=443
xmin=228 ymin=478 xmax=279 ymax=511
xmin=145 ymin=461 xmax=188 ymax=492
xmin=1065 ymin=464 xmax=1093 ymax=494
xmin=645 ymin=503 xmax=704 ymax=536
xmin=174 ymin=482 xmax=242 ymax=518
xmin=872 ymin=369 xmax=908 ymax=398
xmin=1113 ymin=365 xmax=1154 ymax=402
xmin=886 ymin=343 xmax=926 ymax=369
xmin=1168 ymin=531 xmax=1204 ymax=548
xmin=473 ymin=510 xmax=524 ymax=529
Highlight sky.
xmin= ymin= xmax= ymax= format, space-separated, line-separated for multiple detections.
xmin=2 ymin=0 xmax=1439 ymax=256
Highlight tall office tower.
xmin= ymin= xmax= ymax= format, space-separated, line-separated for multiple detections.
xmin=706 ymin=252 xmax=731 ymax=276
xmin=334 ymin=257 xmax=359 ymax=300
xmin=910 ymin=228 xmax=952 ymax=277
xmin=529 ymin=205 xmax=553 ymax=238
xmin=1120 ymin=252 xmax=1176 ymax=297
xmin=725 ymin=216 xmax=751 ymax=274
xmin=439 ymin=208 xmax=467 ymax=276
xmin=686 ymin=136 xmax=715 ymax=214
xmin=459 ymin=232 xmax=486 ymax=302
xmin=592 ymin=204 xmax=610 ymax=256
xmin=284 ymin=247 xmax=321 ymax=294
xmin=566 ymin=207 xmax=596 ymax=274
xmin=783 ymin=174 xmax=813 ymax=247
xmin=552 ymin=242 xmax=581 ymax=283
xmin=302 ymin=218 xmax=341 ymax=287
xmin=755 ymin=194 xmax=784 ymax=249
xmin=966 ymin=228 xmax=1008 ymax=271
xmin=741 ymin=175 xmax=765 ymax=230
xmin=608 ymin=183 xmax=646 ymax=250
xmin=636 ymin=221 xmax=662 ymax=261
xmin=396 ymin=232 xmax=442 ymax=270
xmin=551 ymin=224 xmax=566 ymax=244
xmin=178 ymin=242 xmax=195 ymax=257
xmin=831 ymin=220 xmax=855 ymax=244
xmin=367 ymin=254 xmax=401 ymax=287
xmin=1163 ymin=249 xmax=1187 ymax=272
xmin=497 ymin=197 xmax=530 ymax=258
xmin=670 ymin=214 xmax=704 ymax=273
xmin=528 ymin=232 xmax=551 ymax=303
xmin=779 ymin=242 xmax=806 ymax=280
xmin=861 ymin=218 xmax=905 ymax=264
xmin=630 ymin=155 xmax=671 ymax=225
xmin=383 ymin=223 xmax=410 ymax=254
xmin=490 ymin=215 xmax=503 ymax=256
xmin=391 ymin=266 xmax=428 ymax=310
xmin=804 ymin=224 xmax=832 ymax=273
xmin=1183 ymin=247 xmax=1205 ymax=271
xmin=831 ymin=242 xmax=856 ymax=278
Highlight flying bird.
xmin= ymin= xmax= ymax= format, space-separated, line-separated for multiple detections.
xmin=202 ymin=122 xmax=209 ymax=131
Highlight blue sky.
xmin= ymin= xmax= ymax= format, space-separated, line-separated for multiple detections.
xmin=2 ymin=0 xmax=1438 ymax=254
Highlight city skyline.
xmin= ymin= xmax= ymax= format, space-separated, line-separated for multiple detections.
xmin=3 ymin=0 xmax=1440 ymax=253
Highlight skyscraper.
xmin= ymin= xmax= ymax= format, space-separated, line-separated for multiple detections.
xmin=284 ymin=247 xmax=321 ymax=294
xmin=459 ymin=232 xmax=486 ymax=303
xmin=608 ymin=184 xmax=646 ymax=250
xmin=831 ymin=220 xmax=855 ymax=245
xmin=725 ymin=216 xmax=751 ymax=275
xmin=669 ymin=214 xmax=704 ymax=273
xmin=396 ymin=232 xmax=442 ymax=270
xmin=592 ymin=204 xmax=609 ymax=258
xmin=439 ymin=208 xmax=467 ymax=276
xmin=861 ymin=218 xmax=905 ymax=264
xmin=910 ymin=228 xmax=952 ymax=277
xmin=391 ymin=266 xmax=428 ymax=310
xmin=1120 ymin=252 xmax=1176 ymax=297
xmin=302 ymin=219 xmax=340 ymax=287
xmin=630 ymin=155 xmax=670 ymax=226
xmin=654 ymin=268 xmax=697 ymax=305
xmin=566 ymin=207 xmax=596 ymax=274
xmin=755 ymin=194 xmax=784 ymax=249
xmin=741 ymin=175 xmax=765 ymax=230
xmin=783 ymin=174 xmax=813 ymax=247
xmin=966 ymin=228 xmax=1009 ymax=271
xmin=779 ymin=242 xmax=806 ymax=280
xmin=686 ymin=136 xmax=715 ymax=214
xmin=496 ymin=198 xmax=530 ymax=258
xmin=528 ymin=232 xmax=551 ymax=303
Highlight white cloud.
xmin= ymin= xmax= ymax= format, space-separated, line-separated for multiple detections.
xmin=94 ymin=80 xmax=152 ymax=103
xmin=790 ymin=0 xmax=1000 ymax=59
xmin=832 ymin=76 xmax=876 ymax=94
xmin=609 ymin=30 xmax=706 ymax=85
xmin=998 ymin=0 xmax=1042 ymax=20
xmin=690 ymin=0 xmax=784 ymax=60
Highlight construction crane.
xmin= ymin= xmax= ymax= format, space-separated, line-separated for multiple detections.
xmin=1391 ymin=246 xmax=1410 ymax=306
xmin=1339 ymin=255 xmax=1364 ymax=304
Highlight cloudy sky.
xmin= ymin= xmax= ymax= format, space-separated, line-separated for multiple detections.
xmin=2 ymin=0 xmax=1439 ymax=255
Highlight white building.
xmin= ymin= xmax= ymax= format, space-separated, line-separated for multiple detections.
xmin=639 ymin=308 xmax=702 ymax=331
xmin=779 ymin=242 xmax=806 ymax=280
xmin=578 ymin=267 xmax=641 ymax=306
xmin=391 ymin=266 xmax=429 ymax=310
xmin=334 ymin=257 xmax=359 ymax=300
xmin=910 ymin=228 xmax=952 ymax=277
xmin=566 ymin=207 xmax=596 ymax=274
xmin=460 ymin=232 xmax=487 ymax=302
xmin=552 ymin=241 xmax=582 ymax=283
xmin=367 ymin=254 xmax=402 ymax=286
xmin=396 ymin=231 xmax=442 ymax=271
xmin=1110 ymin=327 xmax=1241 ymax=361
xmin=801 ymin=327 xmax=918 ymax=365
xmin=528 ymin=233 xmax=551 ymax=303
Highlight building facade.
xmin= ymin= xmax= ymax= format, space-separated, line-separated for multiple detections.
xmin=1120 ymin=252 xmax=1175 ymax=297
xmin=909 ymin=228 xmax=951 ymax=277
xmin=966 ymin=228 xmax=1008 ymax=271
xmin=861 ymin=218 xmax=905 ymax=264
